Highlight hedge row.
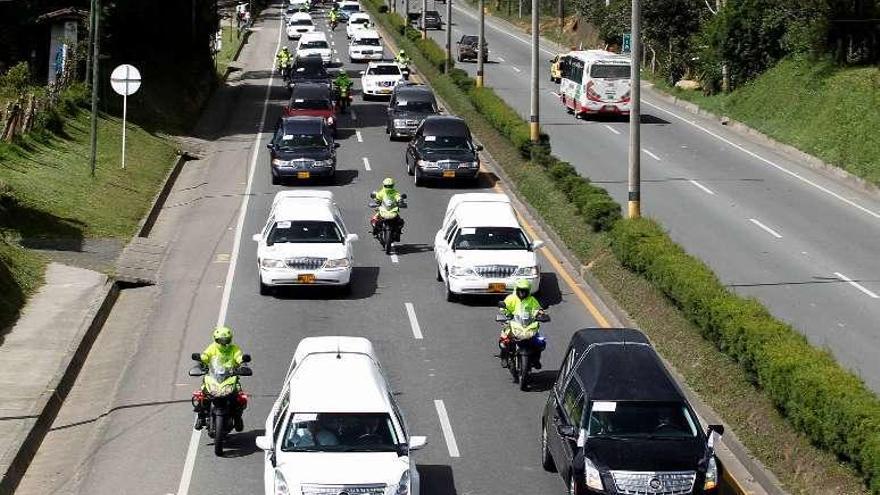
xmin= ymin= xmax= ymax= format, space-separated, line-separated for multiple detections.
xmin=361 ymin=3 xmax=880 ymax=489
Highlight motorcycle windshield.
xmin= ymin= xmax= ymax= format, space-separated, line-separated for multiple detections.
xmin=205 ymin=356 xmax=238 ymax=397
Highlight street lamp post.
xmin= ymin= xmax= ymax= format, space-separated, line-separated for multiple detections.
xmin=421 ymin=0 xmax=427 ymax=39
xmin=476 ymin=0 xmax=485 ymax=87
xmin=528 ymin=0 xmax=539 ymax=142
xmin=627 ymin=0 xmax=641 ymax=218
xmin=445 ymin=0 xmax=453 ymax=72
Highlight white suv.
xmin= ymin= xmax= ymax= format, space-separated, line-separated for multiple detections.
xmin=360 ymin=62 xmax=404 ymax=99
xmin=253 ymin=191 xmax=358 ymax=294
xmin=434 ymin=193 xmax=543 ymax=300
xmin=349 ymin=29 xmax=384 ymax=63
xmin=296 ymin=32 xmax=331 ymax=63
xmin=256 ymin=336 xmax=426 ymax=495
xmin=286 ymin=12 xmax=315 ymax=39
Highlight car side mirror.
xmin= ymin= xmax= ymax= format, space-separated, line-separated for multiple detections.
xmin=191 ymin=352 xmax=201 ymax=361
xmin=577 ymin=428 xmax=587 ymax=448
xmin=346 ymin=233 xmax=360 ymax=242
xmin=359 ymin=70 xmax=366 ymax=75
xmin=556 ymin=424 xmax=578 ymax=440
xmin=266 ymin=143 xmax=274 ymax=150
xmin=255 ymin=435 xmax=273 ymax=451
xmin=408 ymin=435 xmax=427 ymax=450
xmin=536 ymin=313 xmax=550 ymax=323
xmin=252 ymin=234 xmax=261 ymax=242
xmin=707 ymin=424 xmax=724 ymax=448
xmin=243 ymin=354 xmax=252 ymax=363
xmin=531 ymin=239 xmax=545 ymax=250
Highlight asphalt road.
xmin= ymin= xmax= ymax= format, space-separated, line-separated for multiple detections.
xmin=22 ymin=5 xmax=606 ymax=494
xmin=402 ymin=0 xmax=880 ymax=392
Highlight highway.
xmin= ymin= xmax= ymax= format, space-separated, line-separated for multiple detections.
xmin=405 ymin=0 xmax=880 ymax=392
xmin=15 ymin=5 xmax=611 ymax=494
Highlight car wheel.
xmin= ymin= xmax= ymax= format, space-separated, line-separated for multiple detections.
xmin=414 ymin=166 xmax=424 ymax=187
xmin=259 ymin=277 xmax=272 ymax=296
xmin=339 ymin=282 xmax=352 ymax=295
xmin=541 ymin=423 xmax=557 ymax=472
xmin=436 ymin=265 xmax=443 ymax=282
xmin=568 ymin=474 xmax=579 ymax=495
xmin=445 ymin=272 xmax=457 ymax=302
xmin=271 ymin=174 xmax=280 ymax=186
xmin=406 ymin=157 xmax=414 ymax=176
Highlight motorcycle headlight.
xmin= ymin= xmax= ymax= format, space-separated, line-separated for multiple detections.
xmin=323 ymin=257 xmax=350 ymax=269
xmin=450 ymin=265 xmax=475 ymax=277
xmin=515 ymin=266 xmax=538 ymax=277
xmin=261 ymin=258 xmax=285 ymax=268
xmin=394 ymin=119 xmax=407 ymax=127
xmin=272 ymin=158 xmax=291 ymax=167
xmin=418 ymin=159 xmax=438 ymax=169
xmin=395 ymin=469 xmax=410 ymax=495
xmin=704 ymin=456 xmax=718 ymax=491
xmin=584 ymin=457 xmax=604 ymax=491
xmin=274 ymin=470 xmax=290 ymax=495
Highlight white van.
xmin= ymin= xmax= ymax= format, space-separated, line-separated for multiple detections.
xmin=349 ymin=29 xmax=383 ymax=62
xmin=558 ymin=50 xmax=631 ymax=118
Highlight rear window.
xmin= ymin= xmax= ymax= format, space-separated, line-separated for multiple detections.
xmin=590 ymin=64 xmax=630 ymax=79
xmin=368 ymin=65 xmax=401 ymax=76
xmin=291 ymin=18 xmax=313 ymax=26
xmin=587 ymin=401 xmax=698 ymax=439
xmin=291 ymin=98 xmax=332 ymax=110
xmin=355 ymin=37 xmax=381 ymax=46
xmin=300 ymin=40 xmax=328 ymax=49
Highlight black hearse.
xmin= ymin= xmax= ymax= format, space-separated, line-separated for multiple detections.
xmin=541 ymin=328 xmax=724 ymax=494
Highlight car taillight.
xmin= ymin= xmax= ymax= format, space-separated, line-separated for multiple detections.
xmin=620 ymin=90 xmax=631 ymax=103
xmin=586 ymin=81 xmax=601 ymax=102
xmin=191 ymin=390 xmax=205 ymax=407
xmin=237 ymin=392 xmax=249 ymax=407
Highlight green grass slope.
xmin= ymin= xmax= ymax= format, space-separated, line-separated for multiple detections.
xmin=665 ymin=57 xmax=880 ymax=185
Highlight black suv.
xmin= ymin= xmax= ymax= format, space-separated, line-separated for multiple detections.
xmin=288 ymin=55 xmax=332 ymax=90
xmin=456 ymin=34 xmax=488 ymax=62
xmin=420 ymin=10 xmax=442 ymax=29
xmin=541 ymin=328 xmax=724 ymax=495
xmin=405 ymin=116 xmax=483 ymax=186
xmin=386 ymin=84 xmax=439 ymax=140
xmin=267 ymin=116 xmax=339 ymax=185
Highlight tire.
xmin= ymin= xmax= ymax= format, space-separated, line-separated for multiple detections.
xmin=339 ymin=281 xmax=352 ymax=295
xmin=520 ymin=353 xmax=530 ymax=391
xmin=436 ymin=266 xmax=443 ymax=282
xmin=383 ymin=228 xmax=392 ymax=255
xmin=541 ymin=422 xmax=557 ymax=472
xmin=510 ymin=351 xmax=520 ymax=382
xmin=213 ymin=414 xmax=225 ymax=456
xmin=414 ymin=167 xmax=424 ymax=187
xmin=259 ymin=277 xmax=271 ymax=296
xmin=444 ymin=272 xmax=457 ymax=302
xmin=406 ymin=157 xmax=414 ymax=176
xmin=271 ymin=174 xmax=280 ymax=185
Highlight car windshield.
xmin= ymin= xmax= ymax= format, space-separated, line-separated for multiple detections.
xmin=421 ymin=134 xmax=471 ymax=151
xmin=293 ymin=64 xmax=327 ymax=78
xmin=352 ymin=17 xmax=370 ymax=24
xmin=368 ymin=66 xmax=401 ymax=76
xmin=461 ymin=36 xmax=478 ymax=44
xmin=453 ymin=227 xmax=529 ymax=250
xmin=276 ymin=132 xmax=328 ymax=149
xmin=291 ymin=98 xmax=332 ymax=110
xmin=396 ymin=100 xmax=434 ymax=112
xmin=425 ymin=11 xmax=439 ymax=18
xmin=301 ymin=40 xmax=328 ymax=49
xmin=591 ymin=64 xmax=630 ymax=79
xmin=291 ymin=18 xmax=313 ymax=25
xmin=355 ymin=37 xmax=381 ymax=46
xmin=269 ymin=221 xmax=342 ymax=244
xmin=587 ymin=401 xmax=698 ymax=439
xmin=342 ymin=4 xmax=360 ymax=11
xmin=281 ymin=412 xmax=399 ymax=452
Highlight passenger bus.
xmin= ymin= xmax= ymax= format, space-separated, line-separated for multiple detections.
xmin=558 ymin=50 xmax=631 ymax=118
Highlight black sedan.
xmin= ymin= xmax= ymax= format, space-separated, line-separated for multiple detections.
xmin=267 ymin=116 xmax=339 ymax=185
xmin=405 ymin=116 xmax=483 ymax=186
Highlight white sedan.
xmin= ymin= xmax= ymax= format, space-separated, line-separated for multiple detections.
xmin=254 ymin=191 xmax=358 ymax=294
xmin=296 ymin=32 xmax=331 ymax=63
xmin=346 ymin=12 xmax=372 ymax=38
xmin=286 ymin=12 xmax=315 ymax=39
xmin=360 ymin=62 xmax=404 ymax=99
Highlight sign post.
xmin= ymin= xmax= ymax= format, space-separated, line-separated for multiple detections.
xmin=110 ymin=64 xmax=141 ymax=169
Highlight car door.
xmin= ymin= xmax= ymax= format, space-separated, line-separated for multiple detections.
xmin=258 ymin=216 xmax=274 ymax=263
xmin=435 ymin=219 xmax=458 ymax=275
xmin=406 ymin=125 xmax=422 ymax=167
xmin=264 ymin=385 xmax=290 ymax=491
xmin=555 ymin=377 xmax=585 ymax=481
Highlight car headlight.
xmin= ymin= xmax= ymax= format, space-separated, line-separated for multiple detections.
xmin=394 ymin=119 xmax=407 ymax=127
xmin=274 ymin=470 xmax=290 ymax=495
xmin=467 ymin=160 xmax=480 ymax=168
xmin=584 ymin=457 xmax=604 ymax=491
xmin=315 ymin=158 xmax=333 ymax=167
xmin=395 ymin=469 xmax=410 ymax=495
xmin=272 ymin=158 xmax=291 ymax=167
xmin=515 ymin=266 xmax=538 ymax=277
xmin=323 ymin=257 xmax=350 ymax=269
xmin=450 ymin=265 xmax=475 ymax=277
xmin=704 ymin=456 xmax=718 ymax=491
xmin=261 ymin=258 xmax=285 ymax=268
xmin=418 ymin=159 xmax=438 ymax=169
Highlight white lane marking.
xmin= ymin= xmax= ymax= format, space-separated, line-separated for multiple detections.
xmin=748 ymin=218 xmax=783 ymax=239
xmin=511 ymin=66 xmax=521 ymax=73
xmin=176 ymin=9 xmax=284 ymax=495
xmin=689 ymin=179 xmax=716 ymax=195
xmin=390 ymin=252 xmax=399 ymax=263
xmin=356 ymin=130 xmax=363 ymax=142
xmin=643 ymin=149 xmax=661 ymax=161
xmin=496 ymin=56 xmax=505 ymax=62
xmin=363 ymin=157 xmax=371 ymax=171
xmin=834 ymin=272 xmax=880 ymax=299
xmin=434 ymin=400 xmax=461 ymax=457
xmin=643 ymin=101 xmax=880 ymax=220
xmin=603 ymin=125 xmax=621 ymax=135
xmin=405 ymin=302 xmax=423 ymax=339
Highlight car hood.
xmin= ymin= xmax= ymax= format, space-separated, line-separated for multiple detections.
xmin=421 ymin=149 xmax=477 ymax=162
xmin=450 ymin=249 xmax=536 ymax=268
xmin=276 ymin=452 xmax=408 ymax=485
xmin=260 ymin=242 xmax=347 ymax=260
xmin=389 ymin=109 xmax=434 ymax=120
xmin=587 ymin=437 xmax=705 ymax=472
xmin=273 ymin=147 xmax=333 ymax=160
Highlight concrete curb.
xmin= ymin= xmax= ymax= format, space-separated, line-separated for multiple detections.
xmin=0 ymin=280 xmax=119 ymax=494
xmin=138 ymin=152 xmax=190 ymax=238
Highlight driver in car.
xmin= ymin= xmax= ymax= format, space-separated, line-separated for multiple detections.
xmin=291 ymin=419 xmax=340 ymax=447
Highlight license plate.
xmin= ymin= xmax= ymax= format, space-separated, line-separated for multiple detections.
xmin=603 ymin=105 xmax=616 ymax=111
xmin=297 ymin=171 xmax=310 ymax=179
xmin=379 ymin=89 xmax=391 ymax=94
xmin=488 ymin=283 xmax=506 ymax=293
xmin=298 ymin=274 xmax=316 ymax=283
xmin=442 ymin=170 xmax=456 ymax=178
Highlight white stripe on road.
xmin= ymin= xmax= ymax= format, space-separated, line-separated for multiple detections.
xmin=434 ymin=400 xmax=460 ymax=457
xmin=405 ymin=302 xmax=423 ymax=339
xmin=356 ymin=130 xmax=363 ymax=142
xmin=511 ymin=66 xmax=521 ymax=72
xmin=390 ymin=252 xmax=399 ymax=263
xmin=834 ymin=272 xmax=880 ymax=299
xmin=176 ymin=8 xmax=284 ymax=495
xmin=643 ymin=149 xmax=661 ymax=161
xmin=748 ymin=218 xmax=783 ymax=239
xmin=363 ymin=157 xmax=371 ymax=171
xmin=603 ymin=125 xmax=621 ymax=135
xmin=688 ymin=179 xmax=716 ymax=195
xmin=496 ymin=56 xmax=505 ymax=62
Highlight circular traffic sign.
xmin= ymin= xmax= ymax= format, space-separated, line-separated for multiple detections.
xmin=110 ymin=64 xmax=141 ymax=96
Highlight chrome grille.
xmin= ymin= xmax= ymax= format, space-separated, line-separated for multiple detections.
xmin=610 ymin=470 xmax=696 ymax=495
xmin=437 ymin=159 xmax=460 ymax=170
xmin=285 ymin=257 xmax=326 ymax=270
xmin=301 ymin=484 xmax=387 ymax=495
xmin=474 ymin=265 xmax=517 ymax=278
xmin=290 ymin=158 xmax=314 ymax=169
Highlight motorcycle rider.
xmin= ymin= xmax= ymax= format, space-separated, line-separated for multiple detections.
xmin=370 ymin=178 xmax=404 ymax=238
xmin=498 ymin=279 xmax=546 ymax=369
xmin=276 ymin=46 xmax=293 ymax=80
xmin=193 ymin=326 xmax=247 ymax=431
xmin=334 ymin=70 xmax=353 ymax=112
xmin=395 ymin=49 xmax=411 ymax=66
xmin=328 ymin=6 xmax=340 ymax=29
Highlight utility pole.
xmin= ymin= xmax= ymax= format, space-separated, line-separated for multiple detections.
xmin=627 ymin=0 xmax=641 ymax=218
xmin=421 ymin=0 xmax=427 ymax=39
xmin=88 ymin=0 xmax=101 ymax=177
xmin=557 ymin=0 xmax=563 ymax=43
xmin=528 ymin=0 xmax=539 ymax=142
xmin=445 ymin=0 xmax=453 ymax=72
xmin=476 ymin=0 xmax=485 ymax=87
xmin=716 ymin=0 xmax=729 ymax=92
xmin=85 ymin=0 xmax=96 ymax=87
xmin=405 ymin=0 xmax=410 ymax=23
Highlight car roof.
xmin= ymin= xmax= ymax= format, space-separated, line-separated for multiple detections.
xmin=272 ymin=198 xmax=336 ymax=223
xmin=291 ymin=11 xmax=312 ymax=19
xmin=288 ymin=353 xmax=392 ymax=413
xmin=455 ymin=202 xmax=519 ymax=228
xmin=290 ymin=83 xmax=332 ymax=99
xmin=567 ymin=328 xmax=685 ymax=402
xmin=421 ymin=115 xmax=469 ymax=136
xmin=353 ymin=29 xmax=379 ymax=38
xmin=566 ymin=49 xmax=629 ymax=65
xmin=299 ymin=31 xmax=327 ymax=40
xmin=290 ymin=336 xmax=377 ymax=370
xmin=350 ymin=12 xmax=370 ymax=19
xmin=395 ymin=85 xmax=434 ymax=101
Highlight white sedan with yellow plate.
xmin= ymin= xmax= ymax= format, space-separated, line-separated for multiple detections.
xmin=254 ymin=191 xmax=358 ymax=295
